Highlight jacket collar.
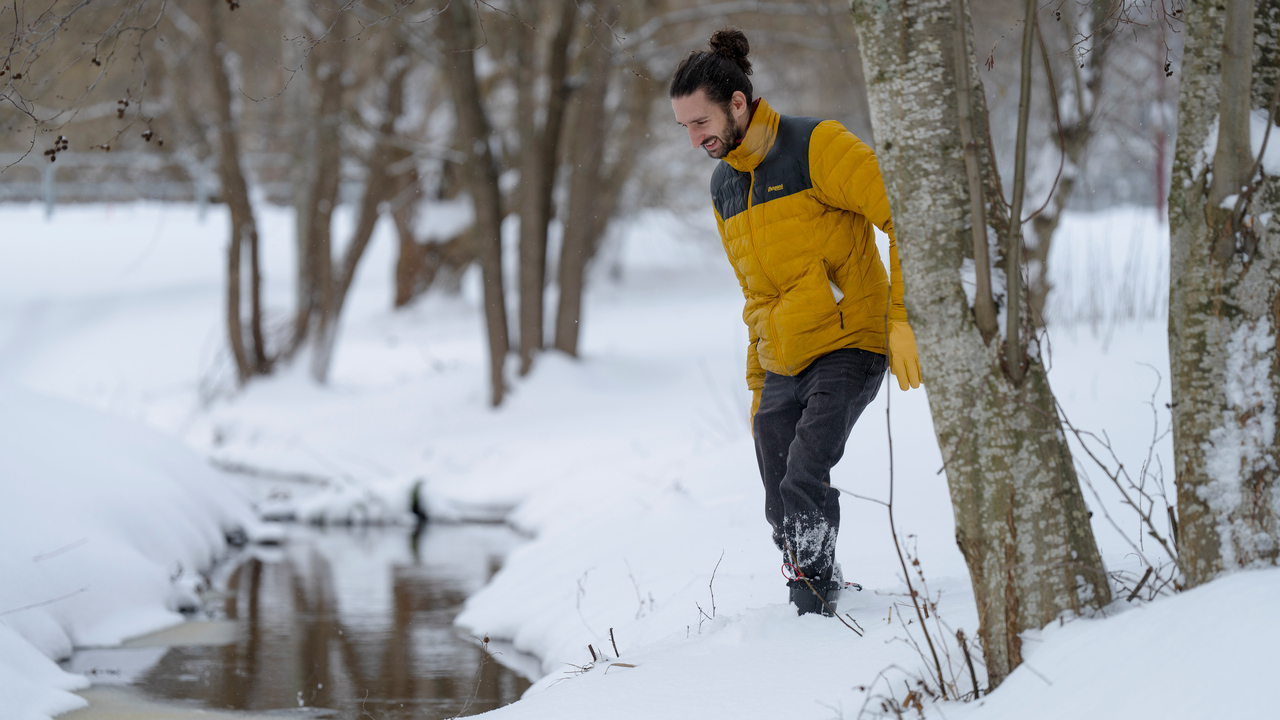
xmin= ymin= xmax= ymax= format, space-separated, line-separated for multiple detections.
xmin=724 ymin=97 xmax=778 ymax=173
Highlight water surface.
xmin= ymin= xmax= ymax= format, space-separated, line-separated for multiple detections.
xmin=64 ymin=523 xmax=534 ymax=719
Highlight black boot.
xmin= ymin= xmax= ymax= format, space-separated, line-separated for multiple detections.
xmin=787 ymin=577 xmax=840 ymax=617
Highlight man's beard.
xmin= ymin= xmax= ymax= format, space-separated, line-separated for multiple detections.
xmin=704 ymin=111 xmax=746 ymax=159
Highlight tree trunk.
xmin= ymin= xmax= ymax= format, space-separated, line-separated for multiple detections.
xmin=949 ymin=0 xmax=997 ymax=342
xmin=247 ymin=219 xmax=267 ymax=371
xmin=390 ymin=89 xmax=427 ymax=308
xmin=302 ymin=10 xmax=347 ymax=383
xmin=517 ymin=0 xmax=577 ymax=375
xmin=438 ymin=0 xmax=510 ymax=406
xmin=394 ymin=228 xmax=476 ymax=306
xmin=226 ymin=222 xmax=250 ymax=383
xmin=1168 ymin=0 xmax=1280 ymax=588
xmin=851 ymin=0 xmax=1111 ymax=688
xmin=285 ymin=0 xmax=317 ymax=355
xmin=1027 ymin=0 xmax=1112 ymax=322
xmin=392 ymin=155 xmax=475 ymax=306
xmin=553 ymin=14 xmax=658 ymax=358
xmin=1005 ymin=0 xmax=1037 ymax=384
xmin=202 ymin=0 xmax=264 ymax=383
xmin=553 ymin=33 xmax=611 ymax=358
xmin=312 ymin=44 xmax=411 ymax=382
xmin=394 ymin=223 xmax=427 ymax=309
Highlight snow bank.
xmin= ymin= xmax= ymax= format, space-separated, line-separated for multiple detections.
xmin=469 ymin=569 xmax=1280 ymax=720
xmin=454 ymin=428 xmax=979 ymax=719
xmin=0 ymin=385 xmax=255 ymax=719
xmin=952 ymin=568 xmax=1280 ymax=720
xmin=0 ymin=625 xmax=88 ymax=720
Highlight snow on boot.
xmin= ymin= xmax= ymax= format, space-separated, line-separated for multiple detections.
xmin=832 ymin=562 xmax=863 ymax=594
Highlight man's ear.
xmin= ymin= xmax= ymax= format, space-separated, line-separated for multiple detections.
xmin=731 ymin=90 xmax=748 ymax=115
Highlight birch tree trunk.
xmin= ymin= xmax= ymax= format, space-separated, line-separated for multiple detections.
xmin=439 ymin=0 xmax=511 ymax=406
xmin=850 ymin=0 xmax=1110 ymax=688
xmin=1168 ymin=0 xmax=1280 ymax=588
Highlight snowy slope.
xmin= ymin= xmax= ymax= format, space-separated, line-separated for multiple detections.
xmin=468 ymin=566 xmax=1280 ymax=720
xmin=2 ymin=201 xmax=1250 ymax=720
xmin=950 ymin=568 xmax=1280 ymax=720
xmin=0 ymin=385 xmax=256 ymax=720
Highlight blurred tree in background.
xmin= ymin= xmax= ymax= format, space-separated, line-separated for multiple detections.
xmin=0 ymin=0 xmax=1178 ymax=402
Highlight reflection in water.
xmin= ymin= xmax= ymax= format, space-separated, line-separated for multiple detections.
xmin=131 ymin=523 xmax=531 ymax=718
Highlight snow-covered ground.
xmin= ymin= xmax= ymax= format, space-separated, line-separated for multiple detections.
xmin=1 ymin=201 xmax=1273 ymax=719
xmin=0 ymin=384 xmax=256 ymax=719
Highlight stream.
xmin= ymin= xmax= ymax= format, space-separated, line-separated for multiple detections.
xmin=61 ymin=523 xmax=535 ymax=719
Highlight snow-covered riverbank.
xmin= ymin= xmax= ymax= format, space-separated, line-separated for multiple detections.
xmin=0 ymin=385 xmax=255 ymax=719
xmin=4 ymin=202 xmax=1273 ymax=719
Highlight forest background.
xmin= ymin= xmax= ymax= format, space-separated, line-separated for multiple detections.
xmin=6 ymin=0 xmax=1276 ymax=719
xmin=0 ymin=0 xmax=1176 ymax=398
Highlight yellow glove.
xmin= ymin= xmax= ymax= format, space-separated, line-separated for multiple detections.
xmin=750 ymin=387 xmax=762 ymax=433
xmin=887 ymin=319 xmax=922 ymax=390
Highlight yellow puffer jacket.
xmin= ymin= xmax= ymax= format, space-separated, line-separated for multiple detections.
xmin=712 ymin=97 xmax=906 ymax=393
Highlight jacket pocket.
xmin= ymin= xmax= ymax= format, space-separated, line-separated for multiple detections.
xmin=828 ymin=279 xmax=845 ymax=305
xmin=821 ymin=260 xmax=846 ymax=330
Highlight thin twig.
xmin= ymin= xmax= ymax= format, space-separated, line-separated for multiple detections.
xmin=1023 ymin=13 xmax=1066 ymax=224
xmin=832 ymin=484 xmax=889 ymax=507
xmin=884 ymin=298 xmax=948 ymax=699
xmin=0 ymin=586 xmax=89 ymax=617
xmin=1056 ymin=398 xmax=1180 ymax=569
xmin=785 ymin=543 xmax=861 ymax=633
xmin=1125 ymin=566 xmax=1154 ymax=602
xmin=843 ymin=614 xmax=864 ymax=636
xmin=709 ymin=550 xmax=724 ymax=618
xmin=450 ymin=634 xmax=492 ymax=718
xmin=32 ymin=537 xmax=88 ymax=562
xmin=957 ymin=629 xmax=981 ymax=698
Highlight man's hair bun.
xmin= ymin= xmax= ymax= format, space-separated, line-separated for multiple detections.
xmin=709 ymin=28 xmax=751 ymax=76
xmin=668 ymin=27 xmax=754 ymax=106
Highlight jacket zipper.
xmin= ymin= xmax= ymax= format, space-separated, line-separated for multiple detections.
xmin=746 ymin=168 xmax=789 ymax=373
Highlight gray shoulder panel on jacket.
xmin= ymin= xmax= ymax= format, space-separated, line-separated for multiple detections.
xmin=711 ymin=160 xmax=751 ymax=222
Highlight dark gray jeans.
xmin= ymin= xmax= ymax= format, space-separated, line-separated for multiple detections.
xmin=753 ymin=347 xmax=886 ymax=581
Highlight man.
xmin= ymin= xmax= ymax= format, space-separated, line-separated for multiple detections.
xmin=670 ymin=29 xmax=922 ymax=616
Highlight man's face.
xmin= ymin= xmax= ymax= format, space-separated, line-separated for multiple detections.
xmin=672 ymin=89 xmax=745 ymax=159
